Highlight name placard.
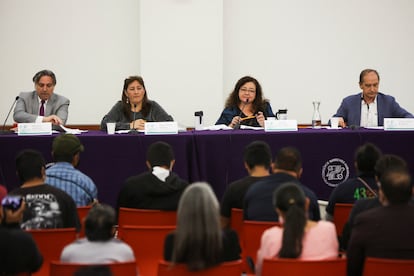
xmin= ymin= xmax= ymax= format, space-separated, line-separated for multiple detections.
xmin=17 ymin=123 xmax=52 ymax=136
xmin=144 ymin=122 xmax=178 ymax=135
xmin=384 ymin=118 xmax=414 ymax=131
xmin=264 ymin=119 xmax=298 ymax=132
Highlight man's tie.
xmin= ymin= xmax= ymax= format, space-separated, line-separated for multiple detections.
xmin=39 ymin=100 xmax=45 ymax=116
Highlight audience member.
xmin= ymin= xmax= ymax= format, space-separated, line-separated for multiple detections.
xmin=13 ymin=69 xmax=70 ymax=126
xmin=244 ymin=146 xmax=320 ymax=222
xmin=221 ymin=140 xmax=271 ymax=228
xmin=333 ymin=69 xmax=413 ymax=128
xmin=216 ymin=76 xmax=274 ymax=128
xmin=46 ymin=133 xmax=98 ymax=206
xmin=0 ymin=197 xmax=43 ymax=275
xmin=60 ymin=204 xmax=135 ymax=263
xmin=117 ymin=141 xmax=188 ymax=211
xmin=256 ymin=183 xmax=338 ymax=275
xmin=9 ymin=149 xmax=80 ymax=230
xmin=164 ymin=182 xmax=241 ymax=271
xmin=341 ymin=154 xmax=408 ymax=250
xmin=325 ymin=143 xmax=382 ymax=220
xmin=101 ymin=76 xmax=173 ymax=131
xmin=347 ymin=167 xmax=414 ymax=276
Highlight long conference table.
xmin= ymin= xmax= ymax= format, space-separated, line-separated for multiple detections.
xmin=1 ymin=128 xmax=413 ymax=208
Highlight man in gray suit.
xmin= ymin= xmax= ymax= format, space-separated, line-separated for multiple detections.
xmin=13 ymin=70 xmax=70 ymax=126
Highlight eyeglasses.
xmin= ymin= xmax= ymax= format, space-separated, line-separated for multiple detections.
xmin=240 ymin=88 xmax=256 ymax=94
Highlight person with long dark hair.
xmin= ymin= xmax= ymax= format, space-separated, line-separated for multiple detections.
xmin=216 ymin=76 xmax=274 ymax=128
xmin=163 ymin=182 xmax=241 ymax=271
xmin=101 ymin=76 xmax=173 ymax=131
xmin=256 ymin=183 xmax=338 ymax=275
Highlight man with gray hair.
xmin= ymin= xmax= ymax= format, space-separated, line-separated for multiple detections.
xmin=13 ymin=69 xmax=70 ymax=126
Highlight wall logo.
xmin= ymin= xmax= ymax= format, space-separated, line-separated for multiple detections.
xmin=322 ymin=158 xmax=350 ymax=187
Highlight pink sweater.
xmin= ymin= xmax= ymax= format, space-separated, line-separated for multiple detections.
xmin=256 ymin=221 xmax=339 ymax=275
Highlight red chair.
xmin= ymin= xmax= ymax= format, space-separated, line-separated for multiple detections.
xmin=157 ymin=260 xmax=243 ymax=276
xmin=49 ymin=260 xmax=138 ymax=276
xmin=76 ymin=205 xmax=93 ymax=238
xmin=27 ymin=228 xmax=78 ymax=276
xmin=333 ymin=203 xmax=353 ymax=236
xmin=261 ymin=258 xmax=346 ymax=276
xmin=119 ymin=225 xmax=176 ymax=276
xmin=117 ymin=208 xmax=176 ymax=234
xmin=242 ymin=221 xmax=280 ymax=273
xmin=363 ymin=257 xmax=414 ymax=276
xmin=230 ymin=208 xmax=243 ymax=240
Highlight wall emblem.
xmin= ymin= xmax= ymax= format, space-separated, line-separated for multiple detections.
xmin=322 ymin=158 xmax=350 ymax=187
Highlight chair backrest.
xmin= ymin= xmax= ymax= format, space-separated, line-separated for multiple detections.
xmin=117 ymin=208 xmax=176 ymax=234
xmin=363 ymin=257 xmax=414 ymax=276
xmin=333 ymin=203 xmax=353 ymax=236
xmin=157 ymin=260 xmax=243 ymax=276
xmin=49 ymin=260 xmax=138 ymax=276
xmin=230 ymin=208 xmax=243 ymax=239
xmin=77 ymin=205 xmax=92 ymax=238
xmin=119 ymin=225 xmax=176 ymax=276
xmin=242 ymin=220 xmax=280 ymax=265
xmin=261 ymin=258 xmax=346 ymax=276
xmin=27 ymin=228 xmax=78 ymax=276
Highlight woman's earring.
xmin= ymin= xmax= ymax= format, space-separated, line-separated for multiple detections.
xmin=126 ymin=98 xmax=129 ymax=104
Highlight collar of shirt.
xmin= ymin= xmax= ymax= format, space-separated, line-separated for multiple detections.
xmin=152 ymin=166 xmax=170 ymax=182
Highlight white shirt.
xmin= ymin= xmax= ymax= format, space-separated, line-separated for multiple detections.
xmin=152 ymin=166 xmax=170 ymax=182
xmin=360 ymin=97 xmax=378 ymax=127
xmin=60 ymin=238 xmax=135 ymax=264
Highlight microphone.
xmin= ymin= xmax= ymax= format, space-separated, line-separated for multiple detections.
xmin=233 ymin=99 xmax=249 ymax=129
xmin=0 ymin=96 xmax=19 ymax=135
xmin=129 ymin=104 xmax=139 ymax=135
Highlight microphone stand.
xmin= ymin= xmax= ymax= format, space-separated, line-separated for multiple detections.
xmin=0 ymin=96 xmax=19 ymax=135
xmin=129 ymin=104 xmax=139 ymax=135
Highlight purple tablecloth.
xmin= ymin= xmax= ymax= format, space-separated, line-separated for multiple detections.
xmin=1 ymin=128 xmax=413 ymax=207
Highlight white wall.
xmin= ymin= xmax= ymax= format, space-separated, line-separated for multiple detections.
xmin=0 ymin=0 xmax=140 ymax=124
xmin=223 ymin=0 xmax=414 ymax=124
xmin=1 ymin=0 xmax=413 ymax=127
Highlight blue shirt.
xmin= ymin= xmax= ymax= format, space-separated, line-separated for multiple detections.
xmin=46 ymin=162 xmax=97 ymax=206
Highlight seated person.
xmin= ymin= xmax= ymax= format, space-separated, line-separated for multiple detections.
xmin=325 ymin=143 xmax=381 ymax=220
xmin=347 ymin=167 xmax=414 ymax=276
xmin=117 ymin=141 xmax=188 ymax=211
xmin=9 ymin=150 xmax=80 ymax=230
xmin=244 ymin=146 xmax=320 ymax=222
xmin=332 ymin=69 xmax=413 ymax=128
xmin=256 ymin=183 xmax=338 ymax=276
xmin=220 ymin=140 xmax=271 ymax=228
xmin=0 ymin=197 xmax=43 ymax=275
xmin=341 ymin=154 xmax=408 ymax=250
xmin=13 ymin=69 xmax=70 ymax=126
xmin=164 ymin=182 xmax=241 ymax=271
xmin=101 ymin=76 xmax=173 ymax=131
xmin=46 ymin=134 xmax=98 ymax=207
xmin=60 ymin=204 xmax=135 ymax=263
xmin=216 ymin=76 xmax=274 ymax=128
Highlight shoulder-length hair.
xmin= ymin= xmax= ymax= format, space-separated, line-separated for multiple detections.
xmin=120 ymin=76 xmax=151 ymax=119
xmin=172 ymin=182 xmax=222 ymax=271
xmin=224 ymin=76 xmax=269 ymax=113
